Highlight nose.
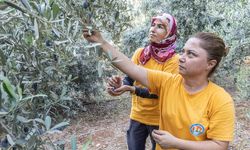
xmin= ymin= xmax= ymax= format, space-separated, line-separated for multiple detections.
xmin=150 ymin=26 xmax=156 ymax=33
xmin=179 ymin=54 xmax=186 ymax=63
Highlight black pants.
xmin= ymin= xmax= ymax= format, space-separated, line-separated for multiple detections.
xmin=127 ymin=119 xmax=159 ymax=150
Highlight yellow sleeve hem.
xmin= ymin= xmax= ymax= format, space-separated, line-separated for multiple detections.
xmin=207 ymin=135 xmax=234 ymax=142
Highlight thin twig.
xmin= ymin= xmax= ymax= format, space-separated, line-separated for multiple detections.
xmin=0 ymin=120 xmax=14 ymax=137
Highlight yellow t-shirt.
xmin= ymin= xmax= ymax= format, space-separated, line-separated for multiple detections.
xmin=147 ymin=70 xmax=235 ymax=150
xmin=130 ymin=48 xmax=179 ymax=126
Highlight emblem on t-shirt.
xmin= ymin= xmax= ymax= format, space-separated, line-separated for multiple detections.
xmin=190 ymin=123 xmax=205 ymax=136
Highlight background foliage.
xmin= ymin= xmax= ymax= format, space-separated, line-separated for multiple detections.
xmin=0 ymin=0 xmax=131 ymax=149
xmin=122 ymin=0 xmax=250 ymax=100
xmin=0 ymin=0 xmax=249 ymax=149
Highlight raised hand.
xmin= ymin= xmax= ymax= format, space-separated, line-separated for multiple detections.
xmin=82 ymin=29 xmax=105 ymax=44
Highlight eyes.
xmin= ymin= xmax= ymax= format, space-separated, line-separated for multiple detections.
xmin=180 ymin=49 xmax=198 ymax=58
xmin=151 ymin=22 xmax=165 ymax=29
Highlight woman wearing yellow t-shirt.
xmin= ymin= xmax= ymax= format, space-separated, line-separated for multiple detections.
xmin=107 ymin=13 xmax=179 ymax=150
xmin=83 ymin=30 xmax=235 ymax=149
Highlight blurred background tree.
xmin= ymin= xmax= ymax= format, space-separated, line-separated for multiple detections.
xmin=122 ymin=0 xmax=250 ymax=100
xmin=0 ymin=0 xmax=132 ymax=149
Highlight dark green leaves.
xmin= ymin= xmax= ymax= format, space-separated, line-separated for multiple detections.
xmin=21 ymin=0 xmax=32 ymax=10
xmin=82 ymin=0 xmax=89 ymax=9
xmin=34 ymin=18 xmax=39 ymax=40
xmin=4 ymin=1 xmax=25 ymax=13
xmin=51 ymin=3 xmax=60 ymax=18
xmin=0 ymin=0 xmax=133 ymax=149
xmin=71 ymin=135 xmax=77 ymax=150
xmin=0 ymin=75 xmax=18 ymax=100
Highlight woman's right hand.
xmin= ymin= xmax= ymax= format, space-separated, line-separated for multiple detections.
xmin=106 ymin=76 xmax=135 ymax=96
xmin=82 ymin=29 xmax=105 ymax=44
xmin=107 ymin=86 xmax=123 ymax=96
xmin=107 ymin=85 xmax=135 ymax=96
xmin=107 ymin=76 xmax=122 ymax=96
xmin=108 ymin=76 xmax=122 ymax=88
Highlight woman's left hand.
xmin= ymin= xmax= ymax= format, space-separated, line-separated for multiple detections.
xmin=152 ymin=130 xmax=178 ymax=149
xmin=114 ymin=85 xmax=135 ymax=94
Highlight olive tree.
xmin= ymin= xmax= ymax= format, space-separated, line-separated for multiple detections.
xmin=0 ymin=0 xmax=132 ymax=149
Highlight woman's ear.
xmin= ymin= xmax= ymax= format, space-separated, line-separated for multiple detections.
xmin=207 ymin=59 xmax=217 ymax=71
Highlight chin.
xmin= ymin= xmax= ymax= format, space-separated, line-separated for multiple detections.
xmin=149 ymin=39 xmax=154 ymax=43
xmin=179 ymin=70 xmax=185 ymax=76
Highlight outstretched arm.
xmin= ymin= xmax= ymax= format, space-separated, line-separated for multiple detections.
xmin=83 ymin=30 xmax=149 ymax=88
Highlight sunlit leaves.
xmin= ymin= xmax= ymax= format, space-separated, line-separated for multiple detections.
xmin=45 ymin=116 xmax=52 ymax=130
xmin=82 ymin=137 xmax=92 ymax=150
xmin=51 ymin=2 xmax=60 ymax=18
xmin=97 ymin=61 xmax=103 ymax=77
xmin=6 ymin=134 xmax=15 ymax=146
xmin=71 ymin=135 xmax=77 ymax=150
xmin=0 ymin=75 xmax=18 ymax=100
xmin=34 ymin=18 xmax=39 ymax=40
xmin=50 ymin=121 xmax=69 ymax=131
xmin=21 ymin=0 xmax=32 ymax=10
xmin=0 ymin=0 xmax=132 ymax=149
xmin=4 ymin=1 xmax=26 ymax=13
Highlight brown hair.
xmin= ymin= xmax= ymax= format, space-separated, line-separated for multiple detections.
xmin=192 ymin=32 xmax=229 ymax=77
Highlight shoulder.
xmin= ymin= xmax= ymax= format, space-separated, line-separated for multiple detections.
xmin=131 ymin=48 xmax=144 ymax=58
xmin=161 ymin=53 xmax=180 ymax=73
xmin=171 ymin=53 xmax=180 ymax=61
xmin=210 ymin=82 xmax=232 ymax=102
xmin=208 ymin=82 xmax=234 ymax=110
xmin=131 ymin=48 xmax=144 ymax=63
xmin=162 ymin=53 xmax=179 ymax=65
xmin=134 ymin=47 xmax=144 ymax=55
xmin=147 ymin=69 xmax=182 ymax=93
xmin=147 ymin=69 xmax=181 ymax=83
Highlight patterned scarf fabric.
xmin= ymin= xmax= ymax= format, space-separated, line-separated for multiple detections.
xmin=139 ymin=13 xmax=177 ymax=65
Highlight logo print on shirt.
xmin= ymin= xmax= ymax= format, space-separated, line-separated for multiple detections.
xmin=190 ymin=123 xmax=205 ymax=136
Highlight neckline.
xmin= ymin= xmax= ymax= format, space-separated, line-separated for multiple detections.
xmin=181 ymin=79 xmax=211 ymax=96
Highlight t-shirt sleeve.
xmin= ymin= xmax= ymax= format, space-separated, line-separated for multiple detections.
xmin=147 ymin=69 xmax=173 ymax=95
xmin=207 ymin=92 xmax=235 ymax=141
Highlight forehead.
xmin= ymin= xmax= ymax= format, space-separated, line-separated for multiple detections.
xmin=152 ymin=19 xmax=164 ymax=25
xmin=184 ymin=38 xmax=205 ymax=52
xmin=185 ymin=37 xmax=201 ymax=46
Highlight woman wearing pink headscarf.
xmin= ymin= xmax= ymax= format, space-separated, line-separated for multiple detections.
xmin=107 ymin=13 xmax=179 ymax=150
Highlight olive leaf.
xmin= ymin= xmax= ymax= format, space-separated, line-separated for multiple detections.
xmin=50 ymin=121 xmax=69 ymax=131
xmin=0 ymin=75 xmax=18 ymax=100
xmin=45 ymin=116 xmax=52 ymax=130
xmin=82 ymin=137 xmax=92 ymax=150
xmin=71 ymin=135 xmax=77 ymax=150
xmin=4 ymin=1 xmax=26 ymax=13
xmin=6 ymin=134 xmax=15 ymax=146
xmin=97 ymin=61 xmax=103 ymax=77
xmin=21 ymin=0 xmax=32 ymax=10
xmin=34 ymin=18 xmax=39 ymax=40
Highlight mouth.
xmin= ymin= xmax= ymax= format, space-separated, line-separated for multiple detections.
xmin=149 ymin=33 xmax=155 ymax=37
xmin=179 ymin=65 xmax=185 ymax=70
